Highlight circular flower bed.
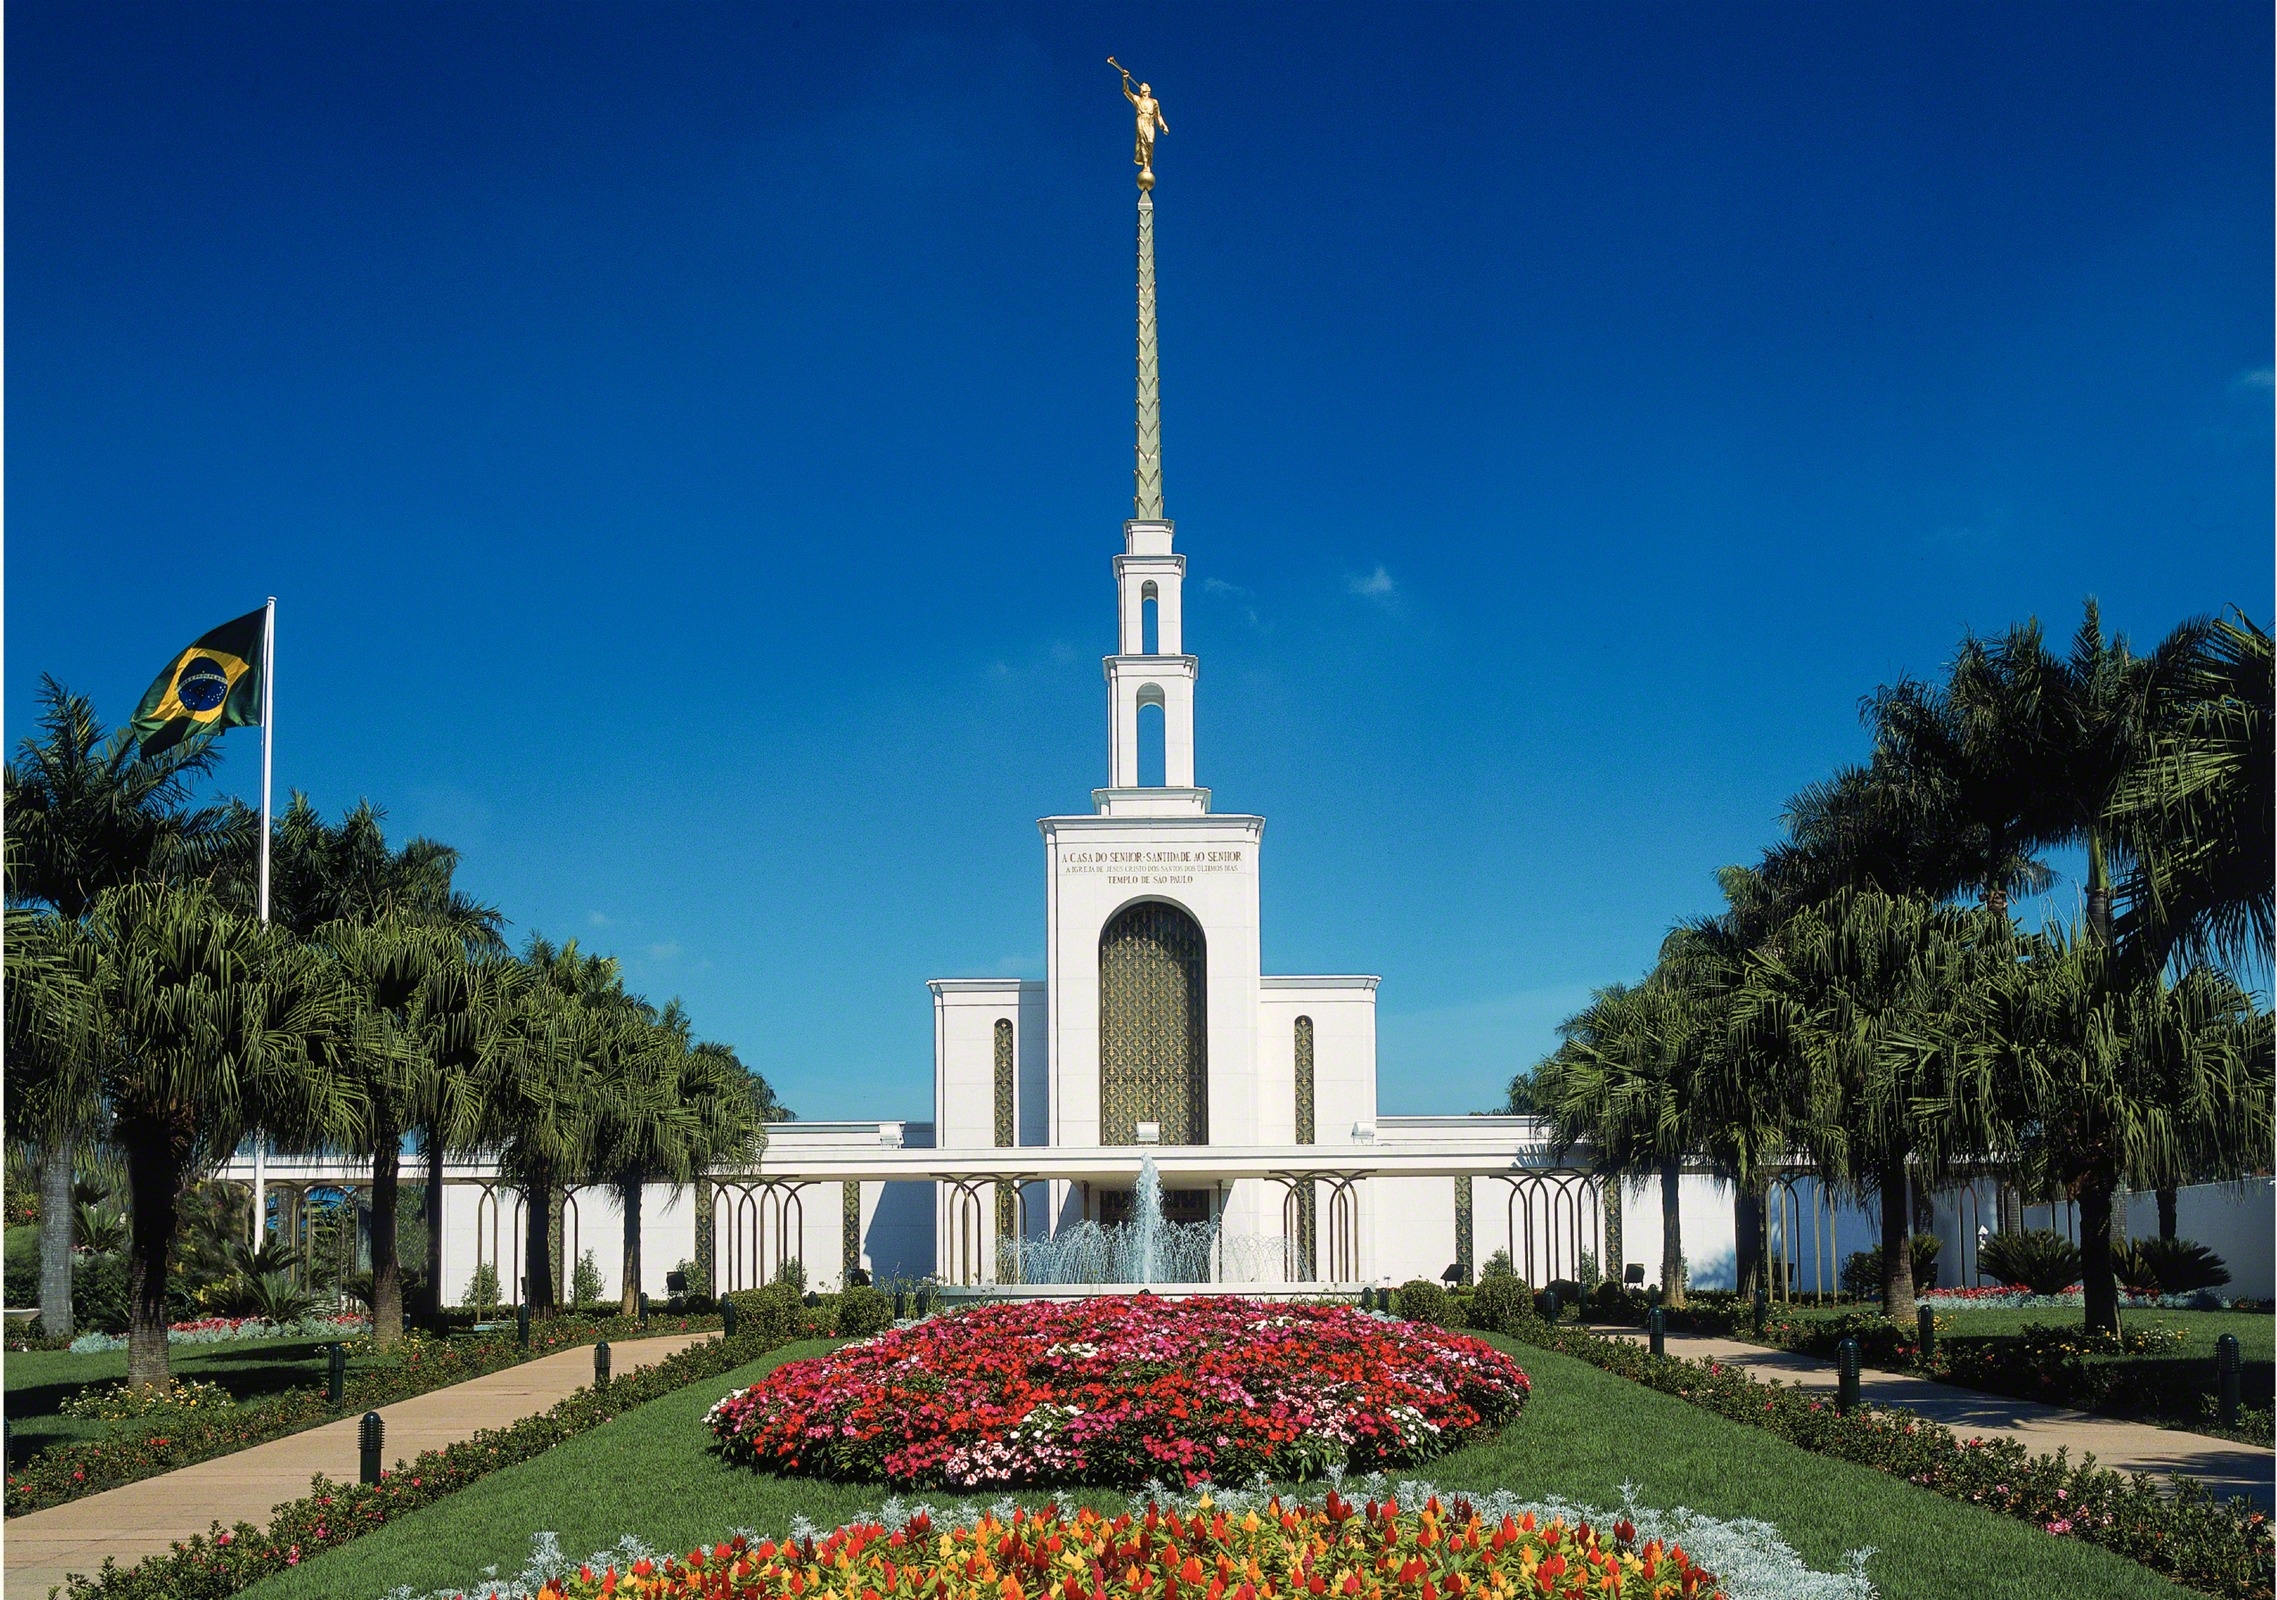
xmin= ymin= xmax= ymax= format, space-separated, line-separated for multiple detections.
xmin=705 ymin=1295 xmax=1530 ymax=1488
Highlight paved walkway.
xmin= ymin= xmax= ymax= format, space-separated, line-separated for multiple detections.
xmin=1584 ymin=1324 xmax=2274 ymax=1509
xmin=5 ymin=1330 xmax=716 ymax=1600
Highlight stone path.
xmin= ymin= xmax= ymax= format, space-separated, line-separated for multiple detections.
xmin=1584 ymin=1324 xmax=2274 ymax=1509
xmin=5 ymin=1330 xmax=715 ymax=1600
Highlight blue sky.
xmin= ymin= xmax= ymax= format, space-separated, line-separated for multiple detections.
xmin=9 ymin=3 xmax=2270 ymax=1120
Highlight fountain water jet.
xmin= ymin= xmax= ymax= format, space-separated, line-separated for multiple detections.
xmin=991 ymin=1155 xmax=1303 ymax=1287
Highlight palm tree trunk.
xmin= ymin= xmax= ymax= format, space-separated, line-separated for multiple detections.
xmin=369 ymin=1133 xmax=402 ymax=1348
xmin=2078 ymin=1177 xmax=2121 ymax=1335
xmin=1879 ymin=1151 xmax=1917 ymax=1327
xmin=424 ymin=1129 xmax=447 ymax=1332
xmin=1659 ymin=1157 xmax=1685 ymax=1309
xmin=1734 ymin=1180 xmax=1766 ymax=1298
xmin=2156 ymin=1186 xmax=2178 ymax=1241
xmin=38 ymin=1138 xmax=76 ymax=1338
xmin=619 ymin=1175 xmax=643 ymax=1318
xmin=523 ymin=1178 xmax=554 ymax=1314
xmin=122 ymin=1138 xmax=182 ymax=1391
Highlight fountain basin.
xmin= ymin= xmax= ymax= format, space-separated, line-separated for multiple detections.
xmin=936 ymin=1282 xmax=1368 ymax=1303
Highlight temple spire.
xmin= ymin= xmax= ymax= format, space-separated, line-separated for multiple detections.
xmin=1134 ymin=189 xmax=1163 ymax=519
xmin=1112 ymin=58 xmax=1169 ymax=521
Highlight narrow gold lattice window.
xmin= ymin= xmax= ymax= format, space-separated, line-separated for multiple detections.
xmin=1455 ymin=1175 xmax=1474 ymax=1285
xmin=1294 ymin=1016 xmax=1316 ymax=1278
xmin=842 ymin=1181 xmax=861 ymax=1286
xmin=993 ymin=1019 xmax=1016 ymax=1149
xmin=1294 ymin=1017 xmax=1316 ymax=1145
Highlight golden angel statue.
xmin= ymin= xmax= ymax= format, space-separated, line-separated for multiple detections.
xmin=1110 ymin=59 xmax=1167 ymax=181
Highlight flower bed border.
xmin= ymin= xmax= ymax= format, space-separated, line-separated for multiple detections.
xmin=1487 ymin=1314 xmax=2272 ymax=1600
xmin=46 ymin=1323 xmax=801 ymax=1600
xmin=6 ymin=1313 xmax=723 ymax=1516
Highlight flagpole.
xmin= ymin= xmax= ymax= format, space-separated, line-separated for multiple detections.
xmin=258 ymin=597 xmax=275 ymax=925
xmin=254 ymin=596 xmax=275 ymax=1247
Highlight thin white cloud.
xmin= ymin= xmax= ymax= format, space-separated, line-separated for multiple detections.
xmin=1202 ymin=576 xmax=1249 ymax=597
xmin=1348 ymin=565 xmax=1396 ymax=599
xmin=586 ymin=911 xmax=614 ymax=928
xmin=2234 ymin=366 xmax=2274 ymax=393
xmin=646 ymin=941 xmax=681 ymax=962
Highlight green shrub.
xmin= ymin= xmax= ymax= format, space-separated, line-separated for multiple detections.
xmin=727 ymin=1280 xmax=806 ymax=1343
xmin=770 ymin=1257 xmax=807 ymax=1292
xmin=1392 ymin=1278 xmax=1452 ymax=1325
xmin=570 ymin=1249 xmax=605 ymax=1307
xmin=1477 ymin=1248 xmax=1516 ymax=1280
xmin=1466 ymin=1273 xmax=1531 ymax=1333
xmin=2125 ymin=1236 xmax=2231 ymax=1296
xmin=1977 ymin=1229 xmax=2081 ymax=1296
xmin=1838 ymin=1233 xmax=1942 ymax=1298
xmin=834 ymin=1283 xmax=893 ymax=1338
xmin=461 ymin=1260 xmax=502 ymax=1313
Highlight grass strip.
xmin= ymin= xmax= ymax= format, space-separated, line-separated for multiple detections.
xmin=48 ymin=1325 xmax=794 ymax=1600
xmin=239 ymin=1335 xmax=2193 ymax=1600
xmin=1497 ymin=1314 xmax=2272 ymax=1598
xmin=5 ymin=1312 xmax=722 ymax=1517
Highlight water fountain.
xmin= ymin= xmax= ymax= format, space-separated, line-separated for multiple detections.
xmin=937 ymin=1155 xmax=1353 ymax=1302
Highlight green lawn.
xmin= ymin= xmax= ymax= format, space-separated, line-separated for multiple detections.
xmin=241 ymin=1332 xmax=2184 ymax=1600
xmin=3 ymin=1335 xmax=362 ymax=1470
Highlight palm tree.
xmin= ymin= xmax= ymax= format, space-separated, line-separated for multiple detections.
xmin=480 ymin=937 xmax=628 ymax=1314
xmin=1733 ymin=889 xmax=2000 ymax=1327
xmin=2105 ymin=609 xmax=2273 ymax=972
xmin=323 ymin=917 xmax=465 ymax=1346
xmin=4 ymin=909 xmax=104 ymax=1333
xmin=405 ymin=952 xmax=516 ymax=1328
xmin=245 ymin=795 xmax=503 ymax=945
xmin=79 ymin=884 xmax=354 ymax=1386
xmin=1534 ymin=975 xmax=1717 ymax=1307
xmin=586 ymin=1004 xmax=766 ymax=1316
xmin=5 ymin=679 xmax=245 ymax=1336
xmin=1972 ymin=927 xmax=2270 ymax=1334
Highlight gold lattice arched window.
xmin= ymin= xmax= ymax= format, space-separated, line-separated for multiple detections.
xmin=1098 ymin=899 xmax=1209 ymax=1145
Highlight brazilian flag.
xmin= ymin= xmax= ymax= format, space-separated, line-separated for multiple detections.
xmin=131 ymin=607 xmax=266 ymax=756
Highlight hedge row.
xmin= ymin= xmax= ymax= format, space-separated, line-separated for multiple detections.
xmin=49 ymin=1322 xmax=798 ymax=1600
xmin=6 ymin=1312 xmax=721 ymax=1515
xmin=1478 ymin=1309 xmax=2273 ymax=1600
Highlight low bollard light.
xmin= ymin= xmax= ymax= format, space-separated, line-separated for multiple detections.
xmin=1752 ymin=1288 xmax=1769 ymax=1336
xmin=1647 ymin=1306 xmax=1666 ymax=1358
xmin=516 ymin=1303 xmax=531 ymax=1349
xmin=894 ymin=1288 xmax=907 ymax=1321
xmin=1836 ymin=1336 xmax=1861 ymax=1414
xmin=594 ymin=1340 xmax=611 ymax=1386
xmin=1916 ymin=1304 xmax=1937 ymax=1361
xmin=327 ymin=1342 xmax=346 ymax=1409
xmin=638 ymin=1291 xmax=649 ymax=1325
xmin=358 ymin=1411 xmax=384 ymax=1485
xmin=1539 ymin=1287 xmax=1561 ymax=1324
xmin=722 ymin=1297 xmax=739 ymax=1337
xmin=2217 ymin=1334 xmax=2242 ymax=1429
xmin=916 ymin=1288 xmax=932 ymax=1317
